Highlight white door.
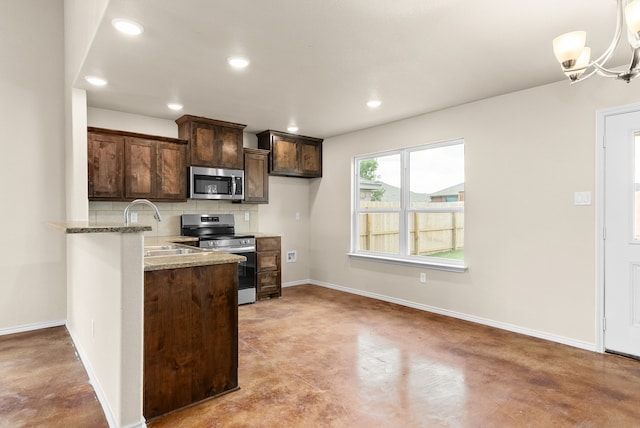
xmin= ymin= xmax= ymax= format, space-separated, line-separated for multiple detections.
xmin=604 ymin=109 xmax=640 ymax=358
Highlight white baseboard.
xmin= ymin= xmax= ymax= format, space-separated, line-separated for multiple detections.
xmin=308 ymin=280 xmax=597 ymax=353
xmin=0 ymin=320 xmax=65 ymax=336
xmin=66 ymin=324 xmax=147 ymax=428
xmin=282 ymin=280 xmax=310 ymax=288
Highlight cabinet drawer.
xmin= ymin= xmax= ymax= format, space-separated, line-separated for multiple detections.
xmin=257 ymin=236 xmax=281 ymax=252
xmin=258 ymin=271 xmax=280 ymax=292
xmin=257 ymin=250 xmax=280 ymax=271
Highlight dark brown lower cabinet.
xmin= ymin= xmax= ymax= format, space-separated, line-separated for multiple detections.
xmin=256 ymin=236 xmax=282 ymax=300
xmin=143 ymin=263 xmax=239 ymax=420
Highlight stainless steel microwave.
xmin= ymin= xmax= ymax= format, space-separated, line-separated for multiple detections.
xmin=189 ymin=166 xmax=244 ymax=200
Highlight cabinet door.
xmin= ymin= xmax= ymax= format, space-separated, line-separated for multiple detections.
xmin=298 ymin=140 xmax=322 ymax=177
xmin=243 ymin=149 xmax=269 ymax=203
xmin=271 ymin=136 xmax=299 ymax=174
xmin=125 ymin=137 xmax=156 ymax=199
xmin=88 ymin=133 xmax=124 ymax=199
xmin=257 ymin=250 xmax=280 ymax=271
xmin=257 ymin=236 xmax=281 ymax=252
xmin=257 ymin=271 xmax=281 ymax=295
xmin=215 ymin=126 xmax=244 ymax=170
xmin=156 ymin=142 xmax=187 ymax=200
xmin=190 ymin=123 xmax=216 ymax=167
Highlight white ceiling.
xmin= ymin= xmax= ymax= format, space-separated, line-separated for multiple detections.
xmin=79 ymin=0 xmax=626 ymax=138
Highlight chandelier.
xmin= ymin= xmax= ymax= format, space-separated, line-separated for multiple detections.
xmin=552 ymin=0 xmax=640 ymax=83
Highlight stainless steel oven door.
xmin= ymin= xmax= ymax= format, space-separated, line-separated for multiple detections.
xmin=235 ymin=251 xmax=256 ymax=305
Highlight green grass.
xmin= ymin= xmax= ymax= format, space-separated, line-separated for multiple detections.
xmin=428 ymin=249 xmax=464 ymax=260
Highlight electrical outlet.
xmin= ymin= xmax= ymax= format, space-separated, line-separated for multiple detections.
xmin=130 ymin=212 xmax=138 ymax=223
xmin=244 ymin=212 xmax=250 ymax=221
xmin=419 ymin=273 xmax=427 ymax=283
xmin=286 ymin=250 xmax=297 ymax=263
xmin=295 ymin=212 xmax=300 ymax=221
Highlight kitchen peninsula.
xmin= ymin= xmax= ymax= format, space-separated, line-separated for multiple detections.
xmin=52 ymin=222 xmax=245 ymax=426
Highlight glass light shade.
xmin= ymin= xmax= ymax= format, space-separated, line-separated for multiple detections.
xmin=574 ymin=47 xmax=591 ymax=69
xmin=626 ymin=0 xmax=640 ymax=34
xmin=564 ymin=47 xmax=591 ymax=80
xmin=553 ymin=31 xmax=587 ymax=65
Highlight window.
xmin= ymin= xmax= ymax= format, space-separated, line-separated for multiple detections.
xmin=351 ymin=139 xmax=465 ymax=271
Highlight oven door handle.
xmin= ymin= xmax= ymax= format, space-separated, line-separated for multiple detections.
xmin=214 ymin=247 xmax=256 ymax=254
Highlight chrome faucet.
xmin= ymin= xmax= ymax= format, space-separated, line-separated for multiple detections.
xmin=124 ymin=199 xmax=162 ymax=226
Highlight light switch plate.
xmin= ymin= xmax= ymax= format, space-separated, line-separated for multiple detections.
xmin=574 ymin=191 xmax=592 ymax=206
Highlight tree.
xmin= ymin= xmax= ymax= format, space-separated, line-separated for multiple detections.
xmin=371 ymin=188 xmax=384 ymax=202
xmin=360 ymin=159 xmax=385 ymax=201
xmin=360 ymin=159 xmax=379 ymax=180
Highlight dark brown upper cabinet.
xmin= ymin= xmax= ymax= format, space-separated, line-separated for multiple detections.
xmin=256 ymin=130 xmax=323 ymax=178
xmin=88 ymin=127 xmax=187 ymax=202
xmin=175 ymin=115 xmax=246 ymax=170
xmin=88 ymin=132 xmax=125 ymax=199
xmin=242 ymin=148 xmax=270 ymax=203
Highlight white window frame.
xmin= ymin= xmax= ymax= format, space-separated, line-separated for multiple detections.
xmin=349 ymin=138 xmax=467 ymax=272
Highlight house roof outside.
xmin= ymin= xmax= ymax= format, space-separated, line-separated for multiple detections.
xmin=377 ymin=182 xmax=430 ymax=202
xmin=359 ymin=178 xmax=383 ymax=191
xmin=429 ymin=183 xmax=464 ymax=198
xmin=360 ymin=181 xmax=465 ymax=202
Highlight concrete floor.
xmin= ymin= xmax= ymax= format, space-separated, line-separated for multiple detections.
xmin=2 ymin=284 xmax=640 ymax=427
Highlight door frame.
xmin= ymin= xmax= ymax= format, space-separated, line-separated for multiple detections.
xmin=596 ymin=101 xmax=640 ymax=353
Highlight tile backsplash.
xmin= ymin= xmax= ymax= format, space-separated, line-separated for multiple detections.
xmin=89 ymin=200 xmax=259 ymax=237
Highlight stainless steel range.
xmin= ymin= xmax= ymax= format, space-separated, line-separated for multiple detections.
xmin=180 ymin=214 xmax=256 ymax=305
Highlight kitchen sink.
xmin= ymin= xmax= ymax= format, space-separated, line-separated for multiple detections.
xmin=144 ymin=244 xmax=207 ymax=257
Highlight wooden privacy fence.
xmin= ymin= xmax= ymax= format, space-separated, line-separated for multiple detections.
xmin=358 ymin=202 xmax=464 ymax=255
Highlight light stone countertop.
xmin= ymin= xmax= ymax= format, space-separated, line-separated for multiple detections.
xmin=143 ymin=251 xmax=246 ymax=271
xmin=142 ymin=233 xmax=278 ymax=271
xmin=48 ymin=221 xmax=152 ymax=234
xmin=143 ymin=235 xmax=245 ymax=271
xmin=48 ymin=225 xmax=244 ymax=271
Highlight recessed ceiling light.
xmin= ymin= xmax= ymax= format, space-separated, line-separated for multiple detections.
xmin=85 ymin=76 xmax=108 ymax=86
xmin=287 ymin=126 xmax=299 ymax=133
xmin=167 ymin=103 xmax=183 ymax=111
xmin=111 ymin=18 xmax=144 ymax=36
xmin=227 ymin=57 xmax=250 ymax=69
xmin=367 ymin=100 xmax=382 ymax=108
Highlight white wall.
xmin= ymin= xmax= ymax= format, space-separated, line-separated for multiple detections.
xmin=311 ymin=77 xmax=640 ymax=348
xmin=0 ymin=1 xmax=66 ymax=332
xmin=258 ymin=176 xmax=313 ymax=284
xmin=64 ymin=0 xmax=110 ymax=221
xmin=66 ymin=231 xmax=145 ymax=427
xmin=88 ymin=107 xmax=179 ymax=139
